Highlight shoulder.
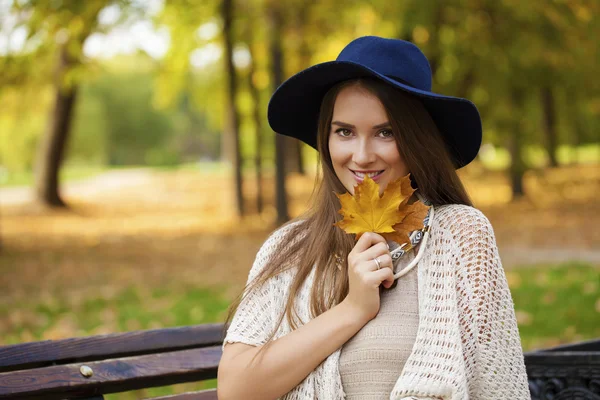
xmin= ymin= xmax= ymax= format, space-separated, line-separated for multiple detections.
xmin=432 ymin=204 xmax=495 ymax=242
xmin=262 ymin=218 xmax=308 ymax=251
xmin=249 ymin=218 xmax=307 ymax=280
xmin=432 ymin=205 xmax=502 ymax=277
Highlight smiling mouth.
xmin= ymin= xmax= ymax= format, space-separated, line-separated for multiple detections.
xmin=351 ymin=170 xmax=385 ymax=179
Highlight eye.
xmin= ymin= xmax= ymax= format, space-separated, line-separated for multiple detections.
xmin=379 ymin=129 xmax=394 ymax=138
xmin=334 ymin=128 xmax=353 ymax=137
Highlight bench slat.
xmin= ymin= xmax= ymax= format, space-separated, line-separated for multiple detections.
xmin=544 ymin=338 xmax=600 ymax=353
xmin=147 ymin=389 xmax=217 ymax=400
xmin=0 ymin=324 xmax=225 ymax=373
xmin=0 ymin=346 xmax=221 ymax=400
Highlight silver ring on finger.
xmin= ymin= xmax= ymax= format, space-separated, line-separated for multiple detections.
xmin=374 ymin=257 xmax=381 ymax=270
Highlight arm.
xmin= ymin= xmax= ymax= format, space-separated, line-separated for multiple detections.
xmin=217 ymin=221 xmax=369 ymax=399
xmin=218 ymin=300 xmax=365 ymax=400
xmin=455 ymin=209 xmax=531 ymax=399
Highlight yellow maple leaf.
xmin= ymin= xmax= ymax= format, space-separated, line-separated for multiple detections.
xmin=333 ymin=174 xmax=429 ymax=244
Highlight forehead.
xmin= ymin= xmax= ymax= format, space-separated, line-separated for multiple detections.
xmin=331 ymin=85 xmax=387 ymax=122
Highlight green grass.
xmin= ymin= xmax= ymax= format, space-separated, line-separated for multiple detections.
xmin=1 ymin=284 xmax=232 ymax=345
xmin=1 ymin=262 xmax=598 ymax=397
xmin=508 ymin=261 xmax=600 ymax=351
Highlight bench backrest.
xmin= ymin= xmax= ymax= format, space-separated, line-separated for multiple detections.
xmin=0 ymin=324 xmax=226 ymax=400
xmin=3 ymin=324 xmax=598 ymax=400
xmin=524 ymin=338 xmax=600 ymax=399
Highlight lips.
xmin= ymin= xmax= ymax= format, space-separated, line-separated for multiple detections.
xmin=351 ymin=169 xmax=385 ymax=181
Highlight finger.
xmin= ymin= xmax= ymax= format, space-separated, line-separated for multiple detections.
xmin=381 ymin=277 xmax=395 ymax=289
xmin=360 ymin=253 xmax=393 ymax=274
xmin=373 ymin=253 xmax=393 ymax=272
xmin=376 ymin=253 xmax=393 ymax=270
xmin=369 ymin=267 xmax=394 ymax=288
xmin=357 ymin=254 xmax=392 ymax=271
xmin=379 ymin=268 xmax=395 ymax=289
xmin=353 ymin=232 xmax=387 ymax=253
xmin=358 ymin=242 xmax=390 ymax=263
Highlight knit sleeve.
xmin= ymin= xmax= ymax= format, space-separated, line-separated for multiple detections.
xmin=222 ymin=221 xmax=300 ymax=350
xmin=454 ymin=208 xmax=531 ymax=399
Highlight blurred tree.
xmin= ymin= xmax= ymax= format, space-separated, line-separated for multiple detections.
xmin=221 ymin=0 xmax=244 ymax=217
xmin=268 ymin=1 xmax=289 ymax=224
xmin=22 ymin=1 xmax=105 ymax=207
xmin=81 ymin=68 xmax=176 ymax=166
xmin=35 ymin=42 xmax=81 ymax=207
xmin=157 ymin=0 xmax=247 ymax=216
xmin=239 ymin=0 xmax=265 ymax=214
xmin=509 ymin=87 xmax=527 ymax=197
xmin=541 ymin=86 xmax=558 ymax=167
xmin=9 ymin=0 xmax=146 ymax=207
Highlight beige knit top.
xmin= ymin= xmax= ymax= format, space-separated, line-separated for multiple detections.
xmin=339 ymin=242 xmax=420 ymax=399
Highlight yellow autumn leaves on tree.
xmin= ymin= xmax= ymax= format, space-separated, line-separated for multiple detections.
xmin=333 ymin=173 xmax=430 ymax=244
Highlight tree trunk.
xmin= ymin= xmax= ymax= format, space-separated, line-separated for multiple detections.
xmin=222 ymin=0 xmax=244 ymax=217
xmin=457 ymin=68 xmax=475 ymax=99
xmin=509 ymin=88 xmax=526 ymax=198
xmin=566 ymin=89 xmax=582 ymax=164
xmin=283 ymin=136 xmax=303 ymax=175
xmin=34 ymin=45 xmax=78 ymax=208
xmin=427 ymin=6 xmax=444 ymax=78
xmin=285 ymin=5 xmax=315 ymax=177
xmin=541 ymin=86 xmax=558 ymax=167
xmin=269 ymin=5 xmax=289 ymax=224
xmin=245 ymin=14 xmax=264 ymax=214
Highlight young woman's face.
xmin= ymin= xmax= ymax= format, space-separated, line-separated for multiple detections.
xmin=328 ymin=84 xmax=409 ymax=195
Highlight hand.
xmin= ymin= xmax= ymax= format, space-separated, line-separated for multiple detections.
xmin=342 ymin=232 xmax=394 ymax=323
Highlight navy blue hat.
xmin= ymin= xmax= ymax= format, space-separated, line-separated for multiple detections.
xmin=267 ymin=36 xmax=482 ymax=169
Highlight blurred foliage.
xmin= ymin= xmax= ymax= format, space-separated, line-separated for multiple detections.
xmin=0 ymin=0 xmax=598 ymax=176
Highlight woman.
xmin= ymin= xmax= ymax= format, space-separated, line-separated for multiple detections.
xmin=217 ymin=36 xmax=530 ymax=400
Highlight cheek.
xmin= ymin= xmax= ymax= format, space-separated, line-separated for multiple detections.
xmin=386 ymin=150 xmax=408 ymax=172
xmin=329 ymin=141 xmax=348 ymax=167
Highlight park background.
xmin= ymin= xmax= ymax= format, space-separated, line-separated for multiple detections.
xmin=0 ymin=0 xmax=599 ymax=397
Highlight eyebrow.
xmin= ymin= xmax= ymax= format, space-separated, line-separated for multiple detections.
xmin=331 ymin=121 xmax=391 ymax=129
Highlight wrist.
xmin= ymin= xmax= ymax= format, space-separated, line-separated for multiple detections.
xmin=339 ymin=299 xmax=372 ymax=327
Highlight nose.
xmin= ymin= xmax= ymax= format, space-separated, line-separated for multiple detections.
xmin=351 ymin=137 xmax=376 ymax=165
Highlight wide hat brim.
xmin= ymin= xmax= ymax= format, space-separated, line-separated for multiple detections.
xmin=267 ymin=60 xmax=482 ymax=169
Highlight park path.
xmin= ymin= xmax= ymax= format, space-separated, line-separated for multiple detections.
xmin=0 ymin=169 xmax=154 ymax=206
xmin=497 ymin=246 xmax=600 ymax=268
xmin=1 ymin=169 xmax=599 ymax=268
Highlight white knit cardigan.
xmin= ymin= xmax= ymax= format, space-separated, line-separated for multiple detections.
xmin=223 ymin=204 xmax=532 ymax=399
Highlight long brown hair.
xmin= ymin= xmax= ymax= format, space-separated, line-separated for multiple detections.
xmin=223 ymin=77 xmax=472 ymax=362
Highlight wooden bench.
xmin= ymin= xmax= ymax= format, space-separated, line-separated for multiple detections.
xmin=0 ymin=323 xmax=225 ymax=400
xmin=2 ymin=321 xmax=598 ymax=400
